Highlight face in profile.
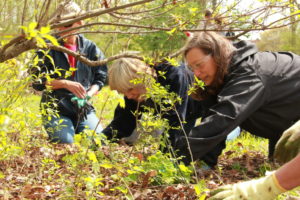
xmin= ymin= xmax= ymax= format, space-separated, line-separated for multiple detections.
xmin=57 ymin=21 xmax=82 ymax=37
xmin=123 ymin=86 xmax=146 ymax=102
xmin=185 ymin=47 xmax=217 ymax=86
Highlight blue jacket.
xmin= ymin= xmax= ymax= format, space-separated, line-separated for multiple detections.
xmin=32 ymin=34 xmax=107 ymax=120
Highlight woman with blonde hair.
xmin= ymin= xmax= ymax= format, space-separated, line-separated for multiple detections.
xmin=108 ymin=58 xmax=155 ymax=103
xmin=102 ymin=58 xmax=195 ymax=144
xmin=102 ymin=58 xmax=219 ymax=163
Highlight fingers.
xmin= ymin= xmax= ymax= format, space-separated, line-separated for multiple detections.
xmin=65 ymin=81 xmax=86 ymax=98
xmin=210 ymin=187 xmax=228 ymax=196
xmin=275 ymin=120 xmax=300 ymax=163
xmin=284 ymin=143 xmax=300 ymax=163
xmin=208 ymin=186 xmax=233 ymax=200
xmin=274 ymin=136 xmax=290 ymax=162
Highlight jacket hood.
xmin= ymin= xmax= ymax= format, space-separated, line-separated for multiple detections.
xmin=230 ymin=40 xmax=258 ymax=67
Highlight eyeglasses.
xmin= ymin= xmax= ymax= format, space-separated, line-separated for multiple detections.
xmin=186 ymin=54 xmax=211 ymax=72
xmin=64 ymin=23 xmax=74 ymax=28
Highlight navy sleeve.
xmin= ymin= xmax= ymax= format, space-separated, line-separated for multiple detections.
xmin=102 ymin=97 xmax=138 ymax=140
xmin=155 ymin=63 xmax=192 ymax=146
xmin=30 ymin=50 xmax=54 ymax=91
xmin=90 ymin=43 xmax=107 ymax=90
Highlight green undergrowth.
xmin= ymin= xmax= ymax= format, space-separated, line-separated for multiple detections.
xmin=0 ymin=58 xmax=299 ymax=199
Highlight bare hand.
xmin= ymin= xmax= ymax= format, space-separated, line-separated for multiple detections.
xmin=64 ymin=80 xmax=86 ymax=98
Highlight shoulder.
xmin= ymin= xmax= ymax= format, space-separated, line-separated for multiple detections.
xmin=154 ymin=61 xmax=188 ymax=76
xmin=154 ymin=62 xmax=193 ymax=89
xmin=78 ymin=34 xmax=98 ymax=49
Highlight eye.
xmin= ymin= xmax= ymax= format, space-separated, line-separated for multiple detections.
xmin=196 ymin=63 xmax=202 ymax=68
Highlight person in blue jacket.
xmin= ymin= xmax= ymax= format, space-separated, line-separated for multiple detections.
xmin=31 ymin=2 xmax=107 ymax=143
xmin=177 ymin=31 xmax=300 ymax=165
xmin=102 ymin=58 xmax=194 ymax=151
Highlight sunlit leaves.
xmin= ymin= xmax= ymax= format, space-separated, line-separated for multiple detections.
xmin=143 ymin=56 xmax=154 ymax=65
xmin=118 ymin=97 xmax=126 ymax=108
xmin=166 ymin=27 xmax=177 ymax=35
xmin=189 ymin=7 xmax=198 ymax=17
xmin=194 ymin=180 xmax=209 ymax=200
xmin=164 ymin=57 xmax=179 ymax=67
xmin=20 ymin=22 xmax=58 ymax=47
xmin=188 ymin=75 xmax=205 ymax=96
xmin=88 ymin=151 xmax=98 ymax=163
xmin=100 ymin=162 xmax=113 ymax=169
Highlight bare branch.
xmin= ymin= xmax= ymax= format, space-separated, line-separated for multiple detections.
xmin=114 ymin=1 xmax=169 ymax=15
xmin=60 ymin=30 xmax=160 ymax=39
xmin=37 ymin=0 xmax=52 ymax=27
xmin=21 ymin=0 xmax=28 ymax=27
xmin=0 ymin=35 xmax=25 ymax=55
xmin=109 ymin=2 xmax=182 ymax=22
xmin=50 ymin=0 xmax=155 ymax=29
xmin=47 ymin=44 xmax=143 ymax=66
xmin=0 ymin=38 xmax=36 ymax=63
xmin=55 ymin=22 xmax=173 ymax=36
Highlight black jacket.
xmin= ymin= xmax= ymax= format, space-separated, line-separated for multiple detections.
xmin=31 ymin=34 xmax=107 ymax=120
xmin=176 ymin=41 xmax=300 ymax=164
xmin=102 ymin=62 xmax=197 ymax=146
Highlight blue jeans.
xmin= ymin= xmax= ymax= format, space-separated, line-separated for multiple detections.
xmin=43 ymin=111 xmax=103 ymax=143
xmin=226 ymin=127 xmax=241 ymax=141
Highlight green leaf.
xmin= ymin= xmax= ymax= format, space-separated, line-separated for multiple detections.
xmin=164 ymin=57 xmax=179 ymax=67
xmin=40 ymin=26 xmax=51 ymax=34
xmin=119 ymin=98 xmax=125 ymax=108
xmin=112 ymin=186 xmax=128 ymax=194
xmin=20 ymin=26 xmax=28 ymax=33
xmin=87 ymin=151 xmax=98 ymax=163
xmin=36 ymin=36 xmax=47 ymax=48
xmin=194 ymin=183 xmax=201 ymax=196
xmin=43 ymin=35 xmax=59 ymax=46
xmin=178 ymin=164 xmax=192 ymax=174
xmin=28 ymin=22 xmax=38 ymax=31
xmin=100 ymin=162 xmax=113 ymax=169
xmin=166 ymin=27 xmax=177 ymax=35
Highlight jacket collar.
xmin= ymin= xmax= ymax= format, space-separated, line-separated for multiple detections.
xmin=58 ymin=34 xmax=84 ymax=53
xmin=76 ymin=34 xmax=84 ymax=53
xmin=230 ymin=40 xmax=258 ymax=67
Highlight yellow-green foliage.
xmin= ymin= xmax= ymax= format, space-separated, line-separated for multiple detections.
xmin=0 ymin=55 xmax=44 ymax=160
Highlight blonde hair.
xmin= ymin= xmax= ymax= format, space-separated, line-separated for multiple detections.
xmin=183 ymin=32 xmax=236 ymax=99
xmin=109 ymin=58 xmax=155 ymax=94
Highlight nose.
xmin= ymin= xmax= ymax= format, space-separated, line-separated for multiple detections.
xmin=124 ymin=92 xmax=135 ymax=100
xmin=193 ymin=68 xmax=202 ymax=79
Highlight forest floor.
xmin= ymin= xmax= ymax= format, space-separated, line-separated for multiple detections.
xmin=1 ymin=88 xmax=300 ymax=200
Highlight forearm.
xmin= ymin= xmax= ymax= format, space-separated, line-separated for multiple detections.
xmin=46 ymin=79 xmax=69 ymax=90
xmin=275 ymin=153 xmax=300 ymax=190
xmin=87 ymin=84 xmax=100 ymax=97
xmin=46 ymin=79 xmax=86 ymax=98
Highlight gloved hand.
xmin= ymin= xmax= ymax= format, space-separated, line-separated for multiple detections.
xmin=208 ymin=173 xmax=286 ymax=200
xmin=71 ymin=96 xmax=92 ymax=121
xmin=275 ymin=120 xmax=300 ymax=164
xmin=71 ymin=96 xmax=91 ymax=108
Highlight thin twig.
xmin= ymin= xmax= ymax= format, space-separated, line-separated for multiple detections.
xmin=50 ymin=0 xmax=155 ymax=29
xmin=47 ymin=43 xmax=143 ymax=66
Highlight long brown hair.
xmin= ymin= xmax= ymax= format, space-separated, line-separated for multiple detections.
xmin=183 ymin=32 xmax=236 ymax=100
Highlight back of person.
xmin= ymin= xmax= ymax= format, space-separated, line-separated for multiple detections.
xmin=232 ymin=48 xmax=300 ymax=139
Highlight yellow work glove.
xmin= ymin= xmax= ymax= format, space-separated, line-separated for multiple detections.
xmin=208 ymin=173 xmax=286 ymax=200
xmin=275 ymin=120 xmax=300 ymax=164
